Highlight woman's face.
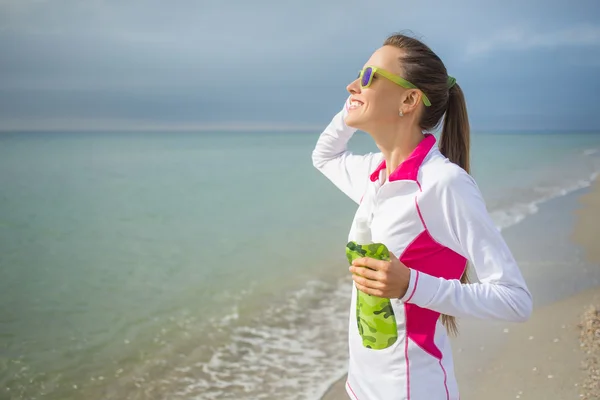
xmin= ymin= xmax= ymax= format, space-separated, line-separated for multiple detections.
xmin=344 ymin=45 xmax=411 ymax=132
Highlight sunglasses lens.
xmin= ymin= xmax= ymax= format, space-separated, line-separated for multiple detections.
xmin=361 ymin=67 xmax=373 ymax=87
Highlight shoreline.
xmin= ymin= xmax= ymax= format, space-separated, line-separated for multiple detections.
xmin=320 ymin=177 xmax=600 ymax=400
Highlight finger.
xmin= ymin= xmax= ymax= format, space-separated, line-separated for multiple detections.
xmin=349 ymin=265 xmax=381 ymax=281
xmin=352 ymin=257 xmax=388 ymax=271
xmin=355 ymin=281 xmax=383 ymax=297
xmin=352 ymin=273 xmax=384 ymax=290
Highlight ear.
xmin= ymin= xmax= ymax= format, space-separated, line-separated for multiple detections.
xmin=401 ymin=89 xmax=422 ymax=115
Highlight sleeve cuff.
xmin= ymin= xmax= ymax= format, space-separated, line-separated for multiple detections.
xmin=400 ymin=269 xmax=441 ymax=307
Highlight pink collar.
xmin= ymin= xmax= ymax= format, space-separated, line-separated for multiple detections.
xmin=369 ymin=133 xmax=436 ymax=182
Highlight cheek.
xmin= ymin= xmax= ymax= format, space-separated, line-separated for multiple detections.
xmin=368 ymin=92 xmax=398 ymax=119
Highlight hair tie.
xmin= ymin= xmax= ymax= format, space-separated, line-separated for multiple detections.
xmin=447 ymin=76 xmax=457 ymax=89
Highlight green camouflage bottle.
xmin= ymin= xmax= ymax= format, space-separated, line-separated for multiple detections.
xmin=346 ymin=218 xmax=398 ymax=350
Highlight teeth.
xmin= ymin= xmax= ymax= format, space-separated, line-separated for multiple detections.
xmin=351 ymin=101 xmax=362 ymax=107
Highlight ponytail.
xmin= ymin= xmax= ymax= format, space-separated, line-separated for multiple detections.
xmin=439 ymin=83 xmax=470 ymax=174
xmin=439 ymin=82 xmax=471 ymax=336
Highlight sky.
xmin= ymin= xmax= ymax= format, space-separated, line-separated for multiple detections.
xmin=0 ymin=0 xmax=599 ymax=132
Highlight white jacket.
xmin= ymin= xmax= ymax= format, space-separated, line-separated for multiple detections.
xmin=312 ymin=102 xmax=532 ymax=400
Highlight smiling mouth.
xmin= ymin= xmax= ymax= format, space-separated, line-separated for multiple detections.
xmin=349 ymin=100 xmax=364 ymax=110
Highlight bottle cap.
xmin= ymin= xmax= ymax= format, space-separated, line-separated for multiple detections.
xmin=354 ymin=217 xmax=372 ymax=244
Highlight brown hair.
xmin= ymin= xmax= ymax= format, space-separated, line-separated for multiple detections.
xmin=383 ymin=33 xmax=471 ymax=336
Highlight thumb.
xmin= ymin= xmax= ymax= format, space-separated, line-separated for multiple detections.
xmin=388 ymin=249 xmax=399 ymax=262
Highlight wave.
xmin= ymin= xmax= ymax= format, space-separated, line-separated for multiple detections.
xmin=110 ymin=279 xmax=354 ymax=400
xmin=491 ymin=170 xmax=599 ymax=231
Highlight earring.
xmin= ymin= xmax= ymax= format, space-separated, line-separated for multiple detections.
xmin=399 ymin=110 xmax=404 ymax=117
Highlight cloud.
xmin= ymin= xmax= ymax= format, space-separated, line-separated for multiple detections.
xmin=0 ymin=0 xmax=373 ymax=92
xmin=0 ymin=0 xmax=599 ymax=130
xmin=466 ymin=23 xmax=600 ymax=58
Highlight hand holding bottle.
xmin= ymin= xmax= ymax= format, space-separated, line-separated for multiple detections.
xmin=349 ymin=251 xmax=411 ymax=299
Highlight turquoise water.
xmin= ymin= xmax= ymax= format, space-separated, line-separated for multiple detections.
xmin=1 ymin=130 xmax=600 ymax=400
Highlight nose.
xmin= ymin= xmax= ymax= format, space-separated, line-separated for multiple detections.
xmin=346 ymin=77 xmax=361 ymax=95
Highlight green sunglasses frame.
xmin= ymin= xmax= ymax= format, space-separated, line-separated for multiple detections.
xmin=358 ymin=66 xmax=432 ymax=107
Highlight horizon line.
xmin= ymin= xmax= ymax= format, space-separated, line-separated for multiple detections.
xmin=0 ymin=122 xmax=326 ymax=133
xmin=2 ymin=127 xmax=599 ymax=135
xmin=0 ymin=121 xmax=599 ymax=135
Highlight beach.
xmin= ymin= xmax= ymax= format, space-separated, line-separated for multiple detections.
xmin=321 ymin=177 xmax=600 ymax=400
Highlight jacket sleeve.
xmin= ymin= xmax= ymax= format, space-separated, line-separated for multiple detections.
xmin=400 ymin=166 xmax=533 ymax=322
xmin=311 ymin=98 xmax=381 ymax=204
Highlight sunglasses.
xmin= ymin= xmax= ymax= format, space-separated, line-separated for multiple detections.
xmin=357 ymin=66 xmax=431 ymax=107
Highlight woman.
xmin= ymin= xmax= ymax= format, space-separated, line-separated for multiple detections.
xmin=312 ymin=33 xmax=532 ymax=400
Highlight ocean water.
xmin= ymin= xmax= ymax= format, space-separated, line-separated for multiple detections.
xmin=1 ymin=129 xmax=600 ymax=400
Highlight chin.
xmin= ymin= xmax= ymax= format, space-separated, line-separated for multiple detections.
xmin=346 ymin=117 xmax=374 ymax=135
xmin=344 ymin=113 xmax=364 ymax=130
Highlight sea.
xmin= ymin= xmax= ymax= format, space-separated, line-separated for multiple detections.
xmin=1 ymin=129 xmax=600 ymax=400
